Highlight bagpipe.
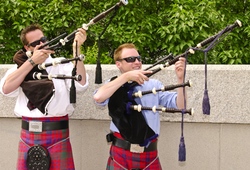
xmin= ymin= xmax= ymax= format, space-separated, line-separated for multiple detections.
xmin=108 ymin=19 xmax=242 ymax=161
xmin=13 ymin=0 xmax=129 ymax=114
xmin=22 ymin=0 xmax=129 ymax=81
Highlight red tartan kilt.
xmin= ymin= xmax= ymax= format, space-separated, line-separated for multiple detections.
xmin=106 ymin=145 xmax=162 ymax=170
xmin=17 ymin=116 xmax=75 ymax=170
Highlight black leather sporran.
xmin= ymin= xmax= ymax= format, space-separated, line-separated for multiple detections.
xmin=26 ymin=144 xmax=51 ymax=170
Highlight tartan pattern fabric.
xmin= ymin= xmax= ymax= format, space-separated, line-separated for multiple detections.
xmin=17 ymin=116 xmax=75 ymax=170
xmin=106 ymin=138 xmax=162 ymax=170
xmin=106 ymin=145 xmax=162 ymax=170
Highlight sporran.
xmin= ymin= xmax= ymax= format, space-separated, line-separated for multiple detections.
xmin=26 ymin=144 xmax=51 ymax=170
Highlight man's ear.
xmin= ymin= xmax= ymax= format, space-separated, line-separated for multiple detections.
xmin=116 ymin=61 xmax=121 ymax=68
xmin=24 ymin=45 xmax=29 ymax=51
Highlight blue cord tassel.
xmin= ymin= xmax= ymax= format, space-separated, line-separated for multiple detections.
xmin=202 ymin=89 xmax=210 ymax=115
xmin=178 ymin=136 xmax=186 ymax=162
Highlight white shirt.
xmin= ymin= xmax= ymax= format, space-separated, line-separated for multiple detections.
xmin=0 ymin=56 xmax=89 ymax=117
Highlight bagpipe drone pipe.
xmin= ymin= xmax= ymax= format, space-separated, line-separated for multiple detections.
xmin=108 ymin=19 xmax=242 ymax=161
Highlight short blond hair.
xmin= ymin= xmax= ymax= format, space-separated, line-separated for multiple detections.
xmin=113 ymin=43 xmax=137 ymax=61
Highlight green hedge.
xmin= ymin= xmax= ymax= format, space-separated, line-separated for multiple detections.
xmin=0 ymin=0 xmax=249 ymax=64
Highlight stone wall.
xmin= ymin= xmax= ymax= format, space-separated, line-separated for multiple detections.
xmin=1 ymin=64 xmax=249 ymax=123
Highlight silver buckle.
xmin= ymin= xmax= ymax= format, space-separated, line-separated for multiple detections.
xmin=29 ymin=121 xmax=43 ymax=132
xmin=130 ymin=144 xmax=144 ymax=153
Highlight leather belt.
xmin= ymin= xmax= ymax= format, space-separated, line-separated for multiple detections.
xmin=22 ymin=120 xmax=68 ymax=132
xmin=112 ymin=136 xmax=157 ymax=153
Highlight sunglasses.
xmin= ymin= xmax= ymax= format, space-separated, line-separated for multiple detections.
xmin=27 ymin=36 xmax=47 ymax=47
xmin=118 ymin=56 xmax=142 ymax=63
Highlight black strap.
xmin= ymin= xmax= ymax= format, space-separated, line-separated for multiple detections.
xmin=22 ymin=120 xmax=68 ymax=131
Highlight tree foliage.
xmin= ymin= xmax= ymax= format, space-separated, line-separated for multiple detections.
xmin=0 ymin=0 xmax=249 ymax=64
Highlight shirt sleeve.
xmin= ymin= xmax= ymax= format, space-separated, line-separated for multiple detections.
xmin=93 ymin=89 xmax=109 ymax=108
xmin=92 ymin=78 xmax=111 ymax=108
xmin=74 ymin=73 xmax=89 ymax=92
xmin=155 ymin=79 xmax=178 ymax=108
xmin=0 ymin=66 xmax=20 ymax=97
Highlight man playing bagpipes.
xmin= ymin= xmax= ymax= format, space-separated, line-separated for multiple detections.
xmin=93 ymin=43 xmax=186 ymax=170
xmin=0 ymin=24 xmax=89 ymax=170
